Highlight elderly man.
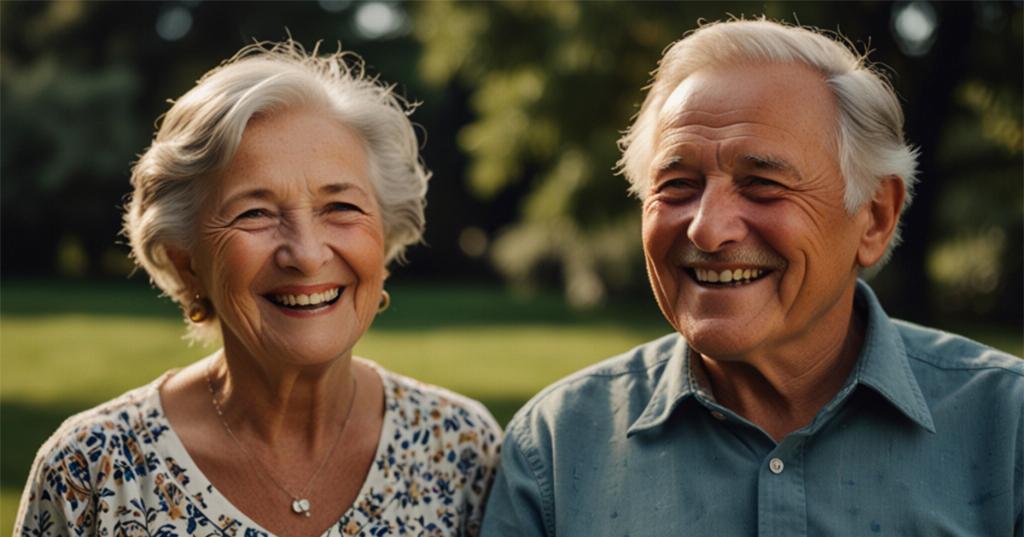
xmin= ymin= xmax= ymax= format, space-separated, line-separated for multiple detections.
xmin=481 ymin=19 xmax=1023 ymax=537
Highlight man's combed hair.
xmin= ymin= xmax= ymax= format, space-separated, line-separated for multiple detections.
xmin=617 ymin=18 xmax=919 ymax=267
xmin=123 ymin=40 xmax=430 ymax=342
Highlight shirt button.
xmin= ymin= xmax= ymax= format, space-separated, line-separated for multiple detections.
xmin=769 ymin=458 xmax=785 ymax=474
xmin=710 ymin=410 xmax=727 ymax=421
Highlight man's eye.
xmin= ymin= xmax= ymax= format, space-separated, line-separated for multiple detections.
xmin=657 ymin=178 xmax=700 ymax=194
xmin=747 ymin=176 xmax=783 ymax=188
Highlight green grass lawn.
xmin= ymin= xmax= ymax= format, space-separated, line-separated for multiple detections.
xmin=1 ymin=279 xmax=1019 ymax=534
xmin=0 ymin=279 xmax=672 ymax=533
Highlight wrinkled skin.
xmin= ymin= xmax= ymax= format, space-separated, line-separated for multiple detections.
xmin=174 ymin=107 xmax=386 ymax=372
xmin=641 ymin=63 xmax=903 ymax=426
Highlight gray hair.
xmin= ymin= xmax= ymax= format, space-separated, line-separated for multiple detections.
xmin=617 ymin=18 xmax=918 ymax=267
xmin=123 ymin=40 xmax=430 ymax=341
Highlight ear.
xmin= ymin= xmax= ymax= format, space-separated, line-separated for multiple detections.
xmin=165 ymin=244 xmax=204 ymax=297
xmin=856 ymin=176 xmax=906 ymax=267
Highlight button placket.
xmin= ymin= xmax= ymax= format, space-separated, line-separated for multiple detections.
xmin=757 ymin=439 xmax=807 ymax=536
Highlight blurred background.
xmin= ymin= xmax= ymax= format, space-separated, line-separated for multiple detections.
xmin=1 ymin=1 xmax=1021 ymax=531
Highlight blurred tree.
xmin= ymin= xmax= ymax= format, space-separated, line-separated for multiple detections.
xmin=1 ymin=1 xmax=1019 ymax=326
xmin=1 ymin=1 xmax=453 ymax=280
xmin=414 ymin=0 xmax=1022 ymax=324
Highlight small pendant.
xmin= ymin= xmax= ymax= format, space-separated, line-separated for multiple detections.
xmin=292 ymin=498 xmax=311 ymax=517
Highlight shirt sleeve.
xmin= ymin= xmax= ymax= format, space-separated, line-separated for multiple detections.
xmin=14 ymin=435 xmax=97 ymax=537
xmin=480 ymin=423 xmax=552 ymax=537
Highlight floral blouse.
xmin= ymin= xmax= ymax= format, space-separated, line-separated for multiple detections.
xmin=15 ymin=360 xmax=502 ymax=537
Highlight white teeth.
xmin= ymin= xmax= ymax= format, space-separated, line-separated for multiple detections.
xmin=271 ymin=288 xmax=340 ymax=307
xmin=692 ymin=268 xmax=767 ymax=285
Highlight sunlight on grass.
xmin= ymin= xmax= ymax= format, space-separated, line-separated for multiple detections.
xmin=1 ymin=316 xmax=206 ymax=403
xmin=1 ymin=280 xmax=1018 ymax=535
xmin=2 ymin=489 xmax=21 ymax=537
xmin=0 ymin=288 xmax=666 ymax=536
xmin=1 ymin=316 xmax=661 ymax=406
xmin=357 ymin=324 xmax=663 ymax=399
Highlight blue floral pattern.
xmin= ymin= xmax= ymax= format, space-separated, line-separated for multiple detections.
xmin=16 ymin=361 xmax=502 ymax=536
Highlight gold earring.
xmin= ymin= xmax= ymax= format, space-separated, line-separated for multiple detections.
xmin=378 ymin=290 xmax=390 ymax=313
xmin=188 ymin=295 xmax=212 ymax=323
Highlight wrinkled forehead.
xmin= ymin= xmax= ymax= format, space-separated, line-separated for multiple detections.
xmin=210 ymin=108 xmax=376 ymax=203
xmin=655 ymin=62 xmax=840 ymax=154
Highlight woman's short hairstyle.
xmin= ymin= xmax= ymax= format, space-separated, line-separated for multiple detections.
xmin=123 ymin=40 xmax=430 ymax=341
xmin=617 ymin=18 xmax=919 ymax=268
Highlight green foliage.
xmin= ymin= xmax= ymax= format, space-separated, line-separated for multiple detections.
xmin=0 ymin=0 xmax=1019 ymax=322
xmin=415 ymin=1 xmax=703 ymax=305
xmin=414 ymin=1 xmax=1023 ymax=321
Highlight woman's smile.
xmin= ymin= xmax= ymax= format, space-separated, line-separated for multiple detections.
xmin=264 ymin=284 xmax=346 ymax=316
xmin=188 ymin=109 xmax=387 ymax=367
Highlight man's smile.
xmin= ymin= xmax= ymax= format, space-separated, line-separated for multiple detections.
xmin=686 ymin=266 xmax=773 ymax=286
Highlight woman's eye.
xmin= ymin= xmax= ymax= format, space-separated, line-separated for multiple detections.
xmin=237 ymin=208 xmax=271 ymax=220
xmin=327 ymin=202 xmax=362 ymax=213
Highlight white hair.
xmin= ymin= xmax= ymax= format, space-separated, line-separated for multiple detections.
xmin=123 ymin=40 xmax=430 ymax=341
xmin=617 ymin=18 xmax=918 ymax=267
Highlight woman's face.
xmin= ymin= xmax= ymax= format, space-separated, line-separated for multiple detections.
xmin=182 ymin=108 xmax=386 ymax=367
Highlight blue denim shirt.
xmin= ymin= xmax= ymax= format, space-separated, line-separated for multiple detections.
xmin=481 ymin=282 xmax=1023 ymax=536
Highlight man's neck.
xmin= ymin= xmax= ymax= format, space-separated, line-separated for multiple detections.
xmin=697 ymin=293 xmax=867 ymax=443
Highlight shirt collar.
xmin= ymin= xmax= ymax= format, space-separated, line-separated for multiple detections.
xmin=849 ymin=280 xmax=935 ymax=432
xmin=627 ymin=335 xmax=696 ymax=437
xmin=627 ymin=280 xmax=934 ymax=437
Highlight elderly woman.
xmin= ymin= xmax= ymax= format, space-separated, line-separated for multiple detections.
xmin=17 ymin=41 xmax=500 ymax=537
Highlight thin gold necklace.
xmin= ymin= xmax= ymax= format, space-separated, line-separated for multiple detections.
xmin=204 ymin=357 xmax=358 ymax=517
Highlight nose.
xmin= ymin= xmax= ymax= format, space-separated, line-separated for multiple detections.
xmin=686 ymin=183 xmax=748 ymax=252
xmin=275 ymin=217 xmax=332 ymax=274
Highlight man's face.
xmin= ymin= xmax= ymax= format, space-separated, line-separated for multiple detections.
xmin=641 ymin=62 xmax=871 ymax=361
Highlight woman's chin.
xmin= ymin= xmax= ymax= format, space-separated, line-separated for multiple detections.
xmin=222 ymin=324 xmax=360 ymax=370
xmin=273 ymin=334 xmax=358 ymax=366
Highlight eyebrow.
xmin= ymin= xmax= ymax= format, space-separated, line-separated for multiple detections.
xmin=221 ymin=182 xmax=367 ymax=208
xmin=652 ymin=154 xmax=699 ymax=182
xmin=740 ymin=153 xmax=802 ymax=182
xmin=221 ymin=188 xmax=274 ymax=208
xmin=318 ymin=182 xmax=365 ymax=196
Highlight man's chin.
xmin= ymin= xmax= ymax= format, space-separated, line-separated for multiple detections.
xmin=677 ymin=320 xmax=762 ymax=362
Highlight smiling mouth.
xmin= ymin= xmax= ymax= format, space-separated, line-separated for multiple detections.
xmin=686 ymin=268 xmax=771 ymax=287
xmin=265 ymin=287 xmax=343 ymax=310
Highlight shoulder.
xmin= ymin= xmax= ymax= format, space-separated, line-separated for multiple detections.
xmin=895 ymin=321 xmax=1024 ymax=409
xmin=17 ymin=378 xmax=169 ymax=532
xmin=373 ymin=363 xmax=502 ymax=458
xmin=29 ymin=380 xmax=167 ymax=482
xmin=896 ymin=320 xmax=1023 ymax=376
xmin=32 ymin=379 xmax=165 ymax=467
xmin=505 ymin=333 xmax=679 ymax=442
xmin=361 ymin=366 xmax=500 ymax=537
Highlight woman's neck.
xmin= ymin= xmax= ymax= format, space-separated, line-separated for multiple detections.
xmin=208 ymin=344 xmax=357 ymax=452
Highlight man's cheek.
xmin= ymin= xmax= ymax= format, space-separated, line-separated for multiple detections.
xmin=642 ymin=208 xmax=685 ymax=255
